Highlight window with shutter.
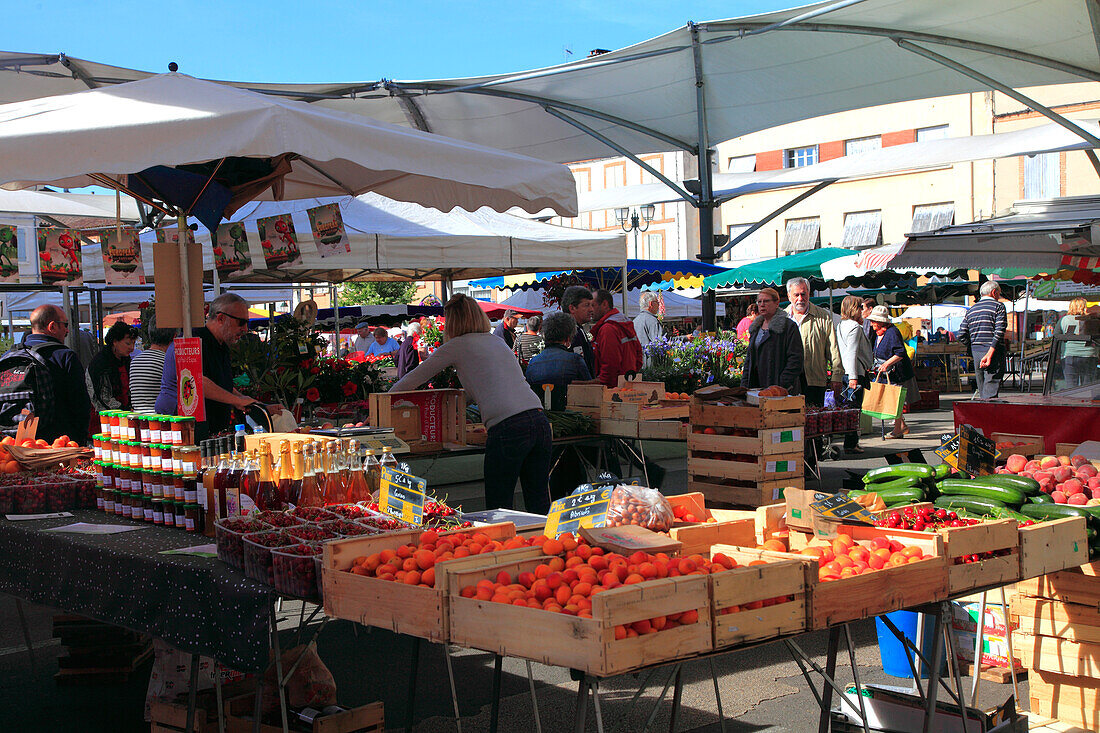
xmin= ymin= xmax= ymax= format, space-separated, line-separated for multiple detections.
xmin=842 ymin=211 xmax=883 ymax=248
xmin=782 ymin=217 xmax=821 ymax=252
xmin=1023 ymin=153 xmax=1060 ymax=199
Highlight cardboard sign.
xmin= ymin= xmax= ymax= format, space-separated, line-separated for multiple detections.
xmin=378 ymin=465 xmax=427 ymax=525
xmin=213 ymin=222 xmax=253 ymax=278
xmin=543 ymin=485 xmax=613 ymax=538
xmin=154 ymin=228 xmax=204 ymax=329
xmin=809 ymin=494 xmax=876 ymax=525
xmin=306 ymin=203 xmax=351 ymax=257
xmin=100 ymin=226 xmax=146 ymax=286
xmin=0 ymin=224 xmax=19 ymax=283
xmin=174 ymin=337 xmax=205 ymax=422
xmin=256 ymin=213 xmax=302 ymax=270
xmin=580 ymin=525 xmax=682 ymax=555
xmin=934 ymin=432 xmax=960 ymax=471
xmin=36 ymin=227 xmax=82 ymax=285
xmin=957 ymin=425 xmax=999 ymax=476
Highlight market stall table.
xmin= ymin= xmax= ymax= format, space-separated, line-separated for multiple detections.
xmin=953 ymin=395 xmax=1100 ymax=454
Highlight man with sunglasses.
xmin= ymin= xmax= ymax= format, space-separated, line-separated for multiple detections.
xmin=155 ymin=293 xmax=262 ymax=439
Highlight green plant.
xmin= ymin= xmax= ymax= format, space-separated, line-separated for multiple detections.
xmin=338 ymin=281 xmax=417 ymax=306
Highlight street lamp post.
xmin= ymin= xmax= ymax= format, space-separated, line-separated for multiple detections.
xmin=614 ymin=204 xmax=656 ymax=314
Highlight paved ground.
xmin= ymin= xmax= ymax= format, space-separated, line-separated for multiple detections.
xmin=0 ymin=392 xmax=1032 ymax=731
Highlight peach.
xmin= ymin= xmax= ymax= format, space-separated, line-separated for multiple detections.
xmin=1052 ymin=491 xmax=1067 ymax=504
xmin=1005 ymin=454 xmax=1028 ymax=473
xmin=1059 ymin=455 xmax=1072 ymax=466
xmin=1053 ymin=466 xmax=1075 ymax=483
xmin=1024 ymin=459 xmax=1042 ymax=472
xmin=1089 ymin=477 xmax=1100 ymax=491
xmin=1039 ymin=456 xmax=1060 ymax=469
xmin=1077 ymin=465 xmax=1098 ymax=479
xmin=1068 ymin=492 xmax=1089 ymax=505
xmin=1064 ymin=479 xmax=1085 ymax=496
xmin=1088 ymin=498 xmax=1100 ymax=507
xmin=1071 ymin=455 xmax=1089 ymax=468
xmin=1091 ymin=488 xmax=1100 ymax=500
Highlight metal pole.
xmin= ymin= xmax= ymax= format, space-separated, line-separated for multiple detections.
xmin=331 ymin=284 xmax=341 ymax=356
xmin=212 ymin=263 xmax=221 ymax=297
xmin=177 ymin=215 xmax=192 ymax=338
xmin=1020 ymin=282 xmax=1029 ymax=390
xmin=60 ymin=284 xmax=74 ymax=350
xmin=622 ymin=223 xmax=632 ymax=313
xmin=689 ymin=22 xmax=717 ymax=333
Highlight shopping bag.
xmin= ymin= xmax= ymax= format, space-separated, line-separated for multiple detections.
xmin=862 ymin=376 xmax=905 ymax=420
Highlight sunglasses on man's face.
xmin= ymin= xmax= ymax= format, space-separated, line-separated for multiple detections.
xmin=217 ymin=312 xmax=249 ymax=327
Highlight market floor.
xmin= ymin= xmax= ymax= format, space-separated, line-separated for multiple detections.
xmin=0 ymin=392 xmax=1031 ymax=731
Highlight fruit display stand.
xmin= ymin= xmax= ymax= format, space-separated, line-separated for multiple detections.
xmin=1018 ymin=516 xmax=1090 ymax=580
xmin=687 ymin=392 xmax=805 ymax=507
xmin=321 ymin=522 xmax=541 ymax=642
xmin=706 ymin=545 xmax=811 ymax=649
xmin=939 ymin=518 xmax=1020 ymax=595
xmin=1012 ymin=561 xmax=1100 ymax=729
xmin=446 ymin=554 xmax=712 ymax=676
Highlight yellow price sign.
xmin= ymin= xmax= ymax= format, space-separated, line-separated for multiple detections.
xmin=378 ymin=466 xmax=427 ymax=525
xmin=543 ymin=485 xmax=613 ymax=538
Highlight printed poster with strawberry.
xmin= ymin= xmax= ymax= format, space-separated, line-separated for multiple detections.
xmin=0 ymin=224 xmax=19 ymax=284
xmin=100 ymin=227 xmax=146 ymax=286
xmin=174 ymin=337 xmax=205 ymax=422
xmin=213 ymin=222 xmax=254 ymax=278
xmin=306 ymin=203 xmax=350 ymax=258
xmin=37 ymin=228 xmax=83 ymax=285
xmin=154 ymin=227 xmax=196 ymax=246
xmin=256 ymin=213 xmax=302 ymax=270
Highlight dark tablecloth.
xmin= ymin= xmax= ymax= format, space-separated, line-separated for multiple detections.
xmin=0 ymin=510 xmax=272 ymax=671
xmin=953 ymin=399 xmax=1100 ymax=453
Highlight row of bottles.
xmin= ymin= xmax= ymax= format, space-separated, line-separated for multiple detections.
xmin=197 ymin=432 xmax=397 ymax=523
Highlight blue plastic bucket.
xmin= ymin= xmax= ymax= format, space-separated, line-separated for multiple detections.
xmin=875 ymin=610 xmax=944 ymax=678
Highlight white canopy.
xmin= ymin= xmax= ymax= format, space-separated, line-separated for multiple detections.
xmin=892 ymin=195 xmax=1100 ymax=271
xmin=0 ymin=73 xmax=578 ymax=217
xmin=818 ymin=242 xmax=958 ymax=283
xmin=501 ymin=288 xmax=724 ymax=319
xmin=0 ymin=284 xmax=294 ymax=313
xmin=0 ymin=189 xmax=141 ymax=220
xmin=133 ymin=193 xmax=623 ymax=283
xmin=1 ymin=1 xmax=1096 ymax=165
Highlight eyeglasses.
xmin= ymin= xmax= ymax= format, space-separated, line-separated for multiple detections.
xmin=216 ymin=312 xmax=249 ymax=327
xmin=755 ymin=299 xmax=776 ymax=305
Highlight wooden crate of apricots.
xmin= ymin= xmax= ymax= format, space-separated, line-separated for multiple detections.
xmin=447 ymin=533 xmax=717 ymax=676
xmin=322 ymin=523 xmax=545 ymax=642
xmin=740 ymin=525 xmax=948 ymax=630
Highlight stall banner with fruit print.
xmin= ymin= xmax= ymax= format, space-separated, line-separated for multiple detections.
xmin=256 ymin=214 xmax=302 ymax=270
xmin=36 ymin=228 xmax=83 ymax=285
xmin=174 ymin=337 xmax=205 ymax=422
xmin=99 ymin=227 xmax=146 ymax=286
xmin=213 ymin=222 xmax=253 ymax=278
xmin=154 ymin=227 xmax=196 ymax=247
xmin=306 ymin=203 xmax=350 ymax=257
xmin=0 ymin=224 xmax=18 ymax=283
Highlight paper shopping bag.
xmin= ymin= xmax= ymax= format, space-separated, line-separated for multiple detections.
xmin=862 ymin=379 xmax=905 ymax=420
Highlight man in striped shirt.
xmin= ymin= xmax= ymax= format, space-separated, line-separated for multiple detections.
xmin=129 ymin=325 xmax=176 ymax=413
xmin=957 ymin=281 xmax=1007 ymax=399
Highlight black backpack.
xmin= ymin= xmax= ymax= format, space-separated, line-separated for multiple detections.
xmin=0 ymin=341 xmax=65 ymax=436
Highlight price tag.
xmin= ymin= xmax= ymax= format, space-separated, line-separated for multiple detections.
xmin=543 ymin=485 xmax=613 ymax=538
xmin=810 ymin=494 xmax=876 ymax=525
xmin=958 ymin=424 xmax=999 ymax=476
xmin=935 ymin=433 xmax=961 ymax=471
xmin=378 ymin=466 xmax=427 ymax=525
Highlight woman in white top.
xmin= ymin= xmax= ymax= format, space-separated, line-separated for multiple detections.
xmin=1058 ymin=297 xmax=1098 ymax=387
xmin=389 ymin=294 xmax=552 ymax=514
xmin=837 ymin=295 xmax=874 ymax=453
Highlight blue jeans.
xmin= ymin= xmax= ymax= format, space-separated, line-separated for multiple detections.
xmin=484 ymin=408 xmax=553 ymax=514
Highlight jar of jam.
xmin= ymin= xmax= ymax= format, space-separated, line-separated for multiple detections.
xmin=173 ymin=474 xmax=185 ymax=502
xmin=176 ymin=445 xmax=199 ymax=475
xmin=183 ymin=476 xmax=198 ymax=504
xmin=174 ymin=502 xmax=187 ymax=529
xmin=140 ymin=443 xmax=153 ymax=470
xmin=148 ymin=416 xmax=163 ymax=443
xmin=118 ymin=441 xmax=131 ymax=467
xmin=98 ymin=411 xmax=111 ymax=436
xmin=115 ymin=467 xmax=130 ymax=494
xmin=179 ymin=417 xmax=196 ymax=447
xmin=149 ymin=473 xmax=163 ymax=499
xmin=137 ymin=415 xmax=150 ymax=443
xmin=140 ymin=496 xmax=152 ymax=522
xmin=107 ymin=411 xmax=120 ymax=439
xmin=118 ymin=493 xmax=130 ymax=519
xmin=118 ymin=413 xmax=130 ymax=442
xmin=102 ymin=463 xmax=116 ymax=491
xmin=151 ymin=498 xmax=164 ymax=525
xmin=129 ymin=470 xmax=141 ymax=497
xmin=184 ymin=503 xmax=201 ymax=532
xmin=168 ymin=417 xmax=183 ymax=446
xmin=102 ymin=489 xmax=115 ymax=515
xmin=160 ymin=445 xmax=174 ymax=473
xmin=142 ymin=471 xmax=154 ymax=498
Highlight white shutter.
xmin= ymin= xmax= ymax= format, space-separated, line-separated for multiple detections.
xmin=845 ymin=136 xmax=881 ymax=156
xmin=1024 ymin=153 xmax=1060 ymax=199
xmin=911 ymin=203 xmax=955 ymax=233
xmin=782 ymin=217 xmax=820 ymax=252
xmin=841 ymin=211 xmax=882 ymax=248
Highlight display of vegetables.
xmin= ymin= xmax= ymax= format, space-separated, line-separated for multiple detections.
xmin=546 ymin=410 xmax=596 ymax=438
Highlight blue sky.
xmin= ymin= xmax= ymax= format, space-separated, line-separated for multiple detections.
xmin=9 ymin=1 xmax=794 ymax=82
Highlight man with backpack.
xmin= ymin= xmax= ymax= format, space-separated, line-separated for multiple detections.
xmin=0 ymin=305 xmax=90 ymax=444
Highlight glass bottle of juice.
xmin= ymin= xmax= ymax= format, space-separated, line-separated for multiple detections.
xmin=379 ymin=446 xmax=399 ymax=472
xmin=296 ymin=441 xmax=323 ymax=507
xmin=276 ymin=441 xmax=296 ymax=506
xmin=322 ymin=442 xmax=344 ymax=505
xmin=213 ymin=439 xmax=231 ymax=520
xmin=363 ymin=449 xmax=381 ymax=497
xmin=346 ymin=443 xmax=371 ymax=503
xmin=223 ymin=451 xmax=242 ymax=517
xmin=255 ymin=444 xmax=280 ymax=511
xmin=238 ymin=449 xmax=260 ymax=515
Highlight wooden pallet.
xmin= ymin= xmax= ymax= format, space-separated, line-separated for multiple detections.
xmin=707 ymin=546 xmax=810 ymax=649
xmin=687 ymin=477 xmax=803 ymax=508
xmin=321 ymin=522 xmax=540 ymax=642
xmin=1013 ymin=634 xmax=1100 ymax=677
xmin=600 ymin=402 xmax=688 ymax=421
xmin=689 ymin=396 xmax=804 ymax=429
xmin=962 ymin=662 xmax=1026 ymax=684
xmin=447 ymin=555 xmax=712 ymax=677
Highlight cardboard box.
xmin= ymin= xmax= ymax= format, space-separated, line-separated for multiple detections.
xmin=151 ymin=231 xmax=205 ymax=329
xmin=369 ymin=389 xmax=466 ymax=446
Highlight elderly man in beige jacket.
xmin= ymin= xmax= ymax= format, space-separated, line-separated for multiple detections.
xmin=785 ymin=277 xmax=843 ymax=407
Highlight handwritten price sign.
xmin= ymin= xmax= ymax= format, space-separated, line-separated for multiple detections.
xmin=378 ymin=466 xmax=427 ymax=525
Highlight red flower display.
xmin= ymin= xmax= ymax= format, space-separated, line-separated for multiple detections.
xmin=341 ymin=382 xmax=357 ymax=397
xmin=305 ymin=387 xmax=321 ymax=402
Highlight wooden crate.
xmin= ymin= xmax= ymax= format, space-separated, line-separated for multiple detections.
xmin=707 ymin=545 xmax=810 ymax=648
xmin=1011 ymin=596 xmax=1100 ymax=645
xmin=669 ymin=515 xmax=756 ymax=557
xmin=991 ymin=433 xmax=1044 ymax=459
xmin=599 ymin=418 xmax=638 ymax=437
xmin=687 ymin=427 xmax=804 ymax=457
xmin=368 ymin=389 xmax=466 ymax=445
xmin=688 ymin=453 xmax=802 ymax=483
xmin=1013 ymin=633 xmax=1100 ymax=677
xmin=938 ymin=519 xmax=1020 ymax=595
xmin=601 ymin=402 xmax=688 ymax=421
xmin=566 ymin=384 xmax=608 ymax=408
xmin=447 ymin=555 xmax=712 ymax=677
xmin=1019 ymin=517 xmax=1089 ymax=580
xmin=152 ymin=695 xmax=384 ymax=733
xmin=1028 ymin=668 xmax=1100 ymax=729
xmin=321 ymin=523 xmax=541 ymax=642
xmin=636 ymin=419 xmax=687 ymax=440
xmin=689 ymin=397 xmax=805 ymax=429
xmin=687 ymin=477 xmax=803 ymax=508
xmin=739 ymin=525 xmax=947 ymax=630
xmin=666 ymin=493 xmax=787 ymax=545
xmin=1016 ymin=562 xmax=1100 ymax=610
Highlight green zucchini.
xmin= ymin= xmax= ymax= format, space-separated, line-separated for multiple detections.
xmin=988 ymin=506 xmax=1032 ymax=523
xmin=969 ymin=474 xmax=1041 ymax=495
xmin=875 ymin=487 xmax=926 ymax=504
xmin=1086 ymin=527 xmax=1097 ymax=542
xmin=863 ymin=463 xmax=937 ymax=484
xmin=1018 ymin=503 xmax=1096 ymax=525
xmin=1028 ymin=493 xmax=1054 ymax=504
xmin=933 ymin=495 xmax=1008 ymax=516
xmin=864 ymin=476 xmax=921 ymax=493
xmin=937 ymin=480 xmax=1026 ymax=506
xmin=934 ymin=463 xmax=951 ymax=480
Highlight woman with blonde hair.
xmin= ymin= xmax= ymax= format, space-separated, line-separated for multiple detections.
xmin=1059 ymin=297 xmax=1098 ymax=387
xmin=389 ymin=294 xmax=552 ymax=513
xmin=837 ymin=295 xmax=873 ymax=453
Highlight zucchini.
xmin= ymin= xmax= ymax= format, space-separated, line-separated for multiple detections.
xmin=933 ymin=495 xmax=1008 ymax=516
xmin=875 ymin=487 xmax=926 ymax=504
xmin=937 ymin=480 xmax=1026 ymax=506
xmin=1086 ymin=527 xmax=1097 ymax=542
xmin=1019 ymin=503 xmax=1096 ymax=525
xmin=988 ymin=506 xmax=1032 ymax=523
xmin=863 ymin=463 xmax=937 ymax=484
xmin=934 ymin=463 xmax=951 ymax=480
xmin=1028 ymin=493 xmax=1054 ymax=504
xmin=864 ymin=476 xmax=921 ymax=493
xmin=969 ymin=474 xmax=1041 ymax=495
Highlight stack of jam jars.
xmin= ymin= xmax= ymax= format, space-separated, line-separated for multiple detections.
xmin=91 ymin=411 xmax=202 ymax=532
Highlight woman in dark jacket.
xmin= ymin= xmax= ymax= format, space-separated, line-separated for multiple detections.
xmin=867 ymin=305 xmax=916 ymax=438
xmin=86 ymin=321 xmax=138 ymax=413
xmin=741 ymin=288 xmax=804 ymax=393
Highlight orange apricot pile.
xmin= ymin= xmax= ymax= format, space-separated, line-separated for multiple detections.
xmin=670 ymin=503 xmax=717 ymax=524
xmin=345 ymin=530 xmax=536 ymax=587
xmin=759 ymin=534 xmax=933 ymax=582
